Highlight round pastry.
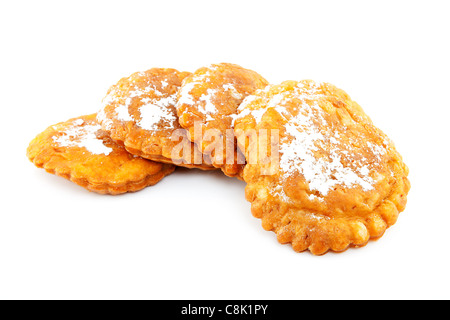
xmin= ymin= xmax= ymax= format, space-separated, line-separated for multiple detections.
xmin=234 ymin=80 xmax=410 ymax=255
xmin=27 ymin=114 xmax=175 ymax=195
xmin=97 ymin=68 xmax=214 ymax=170
xmin=176 ymin=63 xmax=269 ymax=178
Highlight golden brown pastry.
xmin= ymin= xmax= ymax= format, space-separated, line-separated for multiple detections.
xmin=97 ymin=68 xmax=214 ymax=170
xmin=234 ymin=80 xmax=410 ymax=254
xmin=27 ymin=114 xmax=175 ymax=195
xmin=176 ymin=63 xmax=269 ymax=178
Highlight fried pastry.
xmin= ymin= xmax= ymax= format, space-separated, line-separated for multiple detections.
xmin=234 ymin=80 xmax=410 ymax=255
xmin=97 ymin=68 xmax=214 ymax=170
xmin=176 ymin=63 xmax=269 ymax=178
xmin=27 ymin=114 xmax=175 ymax=195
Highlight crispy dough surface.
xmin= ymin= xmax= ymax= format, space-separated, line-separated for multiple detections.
xmin=97 ymin=68 xmax=214 ymax=170
xmin=27 ymin=114 xmax=175 ymax=195
xmin=234 ymin=80 xmax=410 ymax=254
xmin=176 ymin=63 xmax=268 ymax=177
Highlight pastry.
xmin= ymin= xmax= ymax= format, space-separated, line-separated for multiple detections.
xmin=234 ymin=80 xmax=410 ymax=254
xmin=176 ymin=63 xmax=268 ymax=177
xmin=97 ymin=68 xmax=214 ymax=170
xmin=27 ymin=114 xmax=175 ymax=195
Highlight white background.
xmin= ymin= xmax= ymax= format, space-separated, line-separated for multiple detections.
xmin=1 ymin=0 xmax=449 ymax=300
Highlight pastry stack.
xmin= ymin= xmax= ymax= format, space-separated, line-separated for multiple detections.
xmin=27 ymin=63 xmax=410 ymax=254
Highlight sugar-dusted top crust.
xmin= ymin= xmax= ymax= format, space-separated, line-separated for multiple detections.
xmin=176 ymin=63 xmax=269 ymax=177
xmin=27 ymin=114 xmax=175 ymax=194
xmin=97 ymin=68 xmax=213 ymax=170
xmin=234 ymin=80 xmax=410 ymax=254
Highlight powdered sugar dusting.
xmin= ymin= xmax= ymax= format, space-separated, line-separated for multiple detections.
xmin=138 ymin=94 xmax=177 ymax=131
xmin=177 ymin=65 xmax=244 ymax=122
xmin=116 ymin=101 xmax=134 ymax=122
xmin=238 ymin=81 xmax=386 ymax=199
xmin=177 ymin=69 xmax=218 ymax=121
xmin=53 ymin=119 xmax=112 ymax=155
xmin=223 ymin=83 xmax=243 ymax=100
xmin=177 ymin=81 xmax=196 ymax=106
xmin=99 ymin=73 xmax=178 ymax=132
